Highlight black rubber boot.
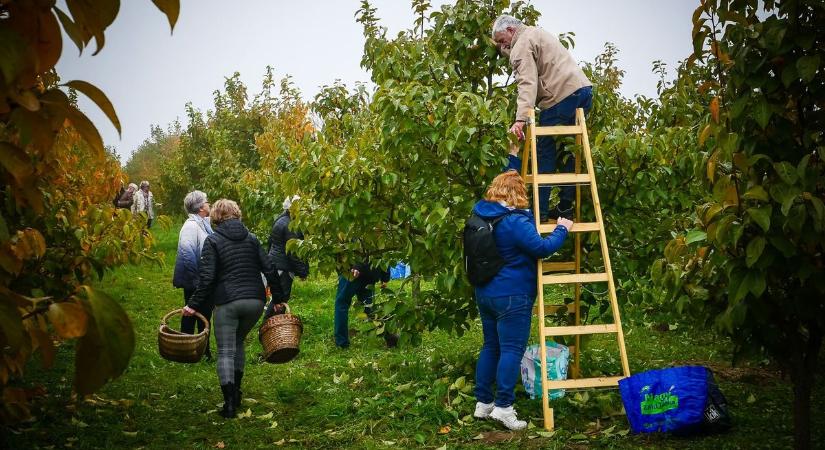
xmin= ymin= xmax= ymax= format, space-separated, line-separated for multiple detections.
xmin=234 ymin=371 xmax=243 ymax=408
xmin=219 ymin=383 xmax=236 ymax=419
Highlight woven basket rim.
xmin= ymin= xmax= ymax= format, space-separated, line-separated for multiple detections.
xmin=159 ymin=309 xmax=209 ymax=339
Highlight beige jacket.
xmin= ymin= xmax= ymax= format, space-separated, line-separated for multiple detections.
xmin=509 ymin=26 xmax=591 ymax=122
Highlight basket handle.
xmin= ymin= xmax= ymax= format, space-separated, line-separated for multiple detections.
xmin=162 ymin=308 xmax=209 ymax=330
xmin=276 ymin=303 xmax=290 ymax=315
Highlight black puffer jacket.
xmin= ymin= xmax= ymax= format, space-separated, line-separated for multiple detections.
xmin=188 ymin=219 xmax=279 ymax=311
xmin=267 ymin=211 xmax=309 ymax=278
xmin=352 ymin=261 xmax=390 ymax=285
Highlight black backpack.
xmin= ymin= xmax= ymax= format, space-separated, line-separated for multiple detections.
xmin=463 ymin=213 xmax=508 ymax=286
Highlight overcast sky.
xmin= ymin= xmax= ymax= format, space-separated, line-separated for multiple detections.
xmin=55 ymin=0 xmax=698 ymax=162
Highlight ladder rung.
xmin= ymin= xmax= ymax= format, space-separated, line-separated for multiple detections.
xmin=524 ymin=173 xmax=592 ymax=185
xmin=534 ymin=125 xmax=583 ymax=136
xmin=538 ymin=222 xmax=600 ymax=234
xmin=542 ymin=261 xmax=576 ymax=272
xmin=543 ymin=273 xmax=608 ymax=284
xmin=542 ymin=324 xmax=618 ymax=336
xmin=533 ymin=304 xmax=573 ymax=315
xmin=544 ymin=376 xmax=624 ymax=390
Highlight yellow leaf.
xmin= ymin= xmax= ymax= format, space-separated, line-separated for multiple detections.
xmin=698 ymin=124 xmax=712 ymax=146
xmin=709 ymin=97 xmax=720 ymax=123
xmin=214 ymin=441 xmax=225 ymax=449
xmin=438 ymin=425 xmax=451 ymax=434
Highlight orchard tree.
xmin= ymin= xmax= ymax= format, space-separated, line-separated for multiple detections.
xmin=656 ymin=1 xmax=824 ymax=448
xmin=0 ymin=0 xmax=178 ymax=422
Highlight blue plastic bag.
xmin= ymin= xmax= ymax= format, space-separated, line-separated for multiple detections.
xmin=390 ymin=262 xmax=411 ymax=280
xmin=618 ymin=366 xmax=711 ymax=434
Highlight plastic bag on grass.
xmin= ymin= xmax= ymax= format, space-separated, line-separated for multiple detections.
xmin=521 ymin=341 xmax=570 ymax=400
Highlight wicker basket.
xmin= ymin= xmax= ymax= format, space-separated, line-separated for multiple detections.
xmin=158 ymin=309 xmax=209 ymax=363
xmin=259 ymin=304 xmax=302 ymax=363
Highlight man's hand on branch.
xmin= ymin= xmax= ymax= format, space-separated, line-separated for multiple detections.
xmin=509 ymin=120 xmax=526 ymax=141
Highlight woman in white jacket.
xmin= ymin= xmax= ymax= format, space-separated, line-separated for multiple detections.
xmin=131 ymin=180 xmax=156 ymax=228
xmin=172 ymin=190 xmax=213 ymax=359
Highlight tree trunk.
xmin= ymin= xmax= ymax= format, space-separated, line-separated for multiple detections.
xmin=790 ymin=326 xmax=822 ymax=450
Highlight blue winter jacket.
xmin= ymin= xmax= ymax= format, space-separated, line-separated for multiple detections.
xmin=472 ymin=200 xmax=569 ymax=298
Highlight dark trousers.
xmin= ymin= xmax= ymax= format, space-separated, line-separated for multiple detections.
xmin=507 ymin=86 xmax=593 ymax=219
xmin=181 ymin=288 xmax=213 ymax=355
xmin=263 ymin=271 xmax=295 ymax=321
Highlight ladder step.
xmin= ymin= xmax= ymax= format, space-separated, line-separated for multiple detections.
xmin=543 ymin=273 xmax=608 ymax=284
xmin=533 ymin=304 xmax=573 ymax=315
xmin=524 ymin=173 xmax=592 ymax=185
xmin=543 ymin=376 xmax=624 ymax=390
xmin=542 ymin=324 xmax=618 ymax=337
xmin=542 ymin=261 xmax=576 ymax=272
xmin=538 ymin=222 xmax=600 ymax=234
xmin=534 ymin=125 xmax=583 ymax=136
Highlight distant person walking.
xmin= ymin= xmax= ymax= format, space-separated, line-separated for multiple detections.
xmin=132 ymin=180 xmax=156 ymax=228
xmin=114 ymin=183 xmax=138 ymax=209
xmin=469 ymin=171 xmax=572 ymax=430
xmin=493 ymin=14 xmax=592 ymax=221
xmin=172 ymin=190 xmax=213 ymax=360
xmin=183 ymin=199 xmax=281 ymax=419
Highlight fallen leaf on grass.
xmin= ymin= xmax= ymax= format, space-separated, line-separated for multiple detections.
xmin=381 ymin=440 xmax=396 ymax=445
xmin=269 ymin=420 xmax=278 ymax=429
xmin=747 ymin=393 xmax=756 ymax=404
xmin=537 ymin=431 xmax=556 ymax=438
xmin=472 ymin=433 xmax=484 ymax=440
xmin=122 ymin=431 xmax=138 ymax=437
xmin=438 ymin=425 xmax=451 ymax=434
xmin=274 ymin=439 xmax=285 ymax=446
xmin=214 ymin=442 xmax=225 ymax=449
xmin=257 ymin=412 xmax=273 ymax=420
xmin=237 ymin=408 xmax=253 ymax=419
xmin=70 ymin=417 xmax=88 ymax=428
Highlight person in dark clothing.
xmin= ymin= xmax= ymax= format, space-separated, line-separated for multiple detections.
xmin=263 ymin=195 xmax=309 ymax=321
xmin=183 ymin=199 xmax=281 ymax=419
xmin=114 ymin=183 xmax=137 ymax=209
xmin=470 ymin=170 xmax=572 ymax=430
xmin=333 ymin=261 xmax=398 ymax=349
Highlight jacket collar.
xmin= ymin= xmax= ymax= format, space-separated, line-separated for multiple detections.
xmin=510 ymin=25 xmax=527 ymax=48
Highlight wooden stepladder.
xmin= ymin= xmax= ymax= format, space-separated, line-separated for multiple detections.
xmin=520 ymin=108 xmax=631 ymax=431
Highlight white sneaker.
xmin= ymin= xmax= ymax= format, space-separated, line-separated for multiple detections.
xmin=490 ymin=406 xmax=527 ymax=430
xmin=473 ymin=401 xmax=494 ymax=419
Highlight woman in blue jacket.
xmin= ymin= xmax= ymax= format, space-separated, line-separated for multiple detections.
xmin=471 ymin=170 xmax=573 ymax=430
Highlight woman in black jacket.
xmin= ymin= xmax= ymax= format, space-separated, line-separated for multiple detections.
xmin=183 ymin=199 xmax=281 ymax=419
xmin=263 ymin=195 xmax=309 ymax=320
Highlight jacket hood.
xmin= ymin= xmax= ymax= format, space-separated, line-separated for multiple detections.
xmin=472 ymin=200 xmax=533 ymax=220
xmin=215 ymin=218 xmax=249 ymax=241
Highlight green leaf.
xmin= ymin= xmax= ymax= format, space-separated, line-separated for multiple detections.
xmin=742 ymin=185 xmax=768 ymax=202
xmin=685 ymin=230 xmax=707 ymax=244
xmin=747 ymin=206 xmax=771 ymax=232
xmin=808 ymin=196 xmax=824 ymax=231
xmin=749 ymin=272 xmax=766 ymax=298
xmin=64 ymin=80 xmax=122 ymax=136
xmin=151 ymin=0 xmax=180 ymax=32
xmin=752 ymin=98 xmax=771 ymax=129
xmin=74 ymin=286 xmax=135 ymax=396
xmin=0 ymin=27 xmax=29 ymax=83
xmin=773 ymin=162 xmax=798 ymax=185
xmin=796 ymin=55 xmax=820 ymax=83
xmin=54 ymin=6 xmax=85 ymax=54
xmin=746 ymin=236 xmax=765 ymax=267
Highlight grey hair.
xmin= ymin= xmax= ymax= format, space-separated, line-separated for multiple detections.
xmin=184 ymin=190 xmax=208 ymax=214
xmin=491 ymin=14 xmax=523 ymax=37
xmin=139 ymin=180 xmax=150 ymax=189
xmin=127 ymin=183 xmax=138 ymax=191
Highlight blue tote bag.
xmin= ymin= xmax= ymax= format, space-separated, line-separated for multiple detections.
xmin=619 ymin=365 xmax=729 ymax=434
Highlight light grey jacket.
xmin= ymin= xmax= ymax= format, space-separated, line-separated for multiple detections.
xmin=131 ymin=190 xmax=155 ymax=219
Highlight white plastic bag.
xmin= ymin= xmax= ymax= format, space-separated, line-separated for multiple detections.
xmin=520 ymin=341 xmax=570 ymax=400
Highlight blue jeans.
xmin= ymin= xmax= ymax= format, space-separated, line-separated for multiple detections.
xmin=333 ymin=275 xmax=374 ymax=347
xmin=474 ymin=295 xmax=535 ymax=407
xmin=507 ymin=86 xmax=593 ymax=218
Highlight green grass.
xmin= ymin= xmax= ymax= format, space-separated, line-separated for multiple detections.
xmin=4 ymin=228 xmax=824 ymax=449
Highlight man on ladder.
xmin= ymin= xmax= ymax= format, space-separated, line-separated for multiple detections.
xmin=493 ymin=14 xmax=593 ymax=221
